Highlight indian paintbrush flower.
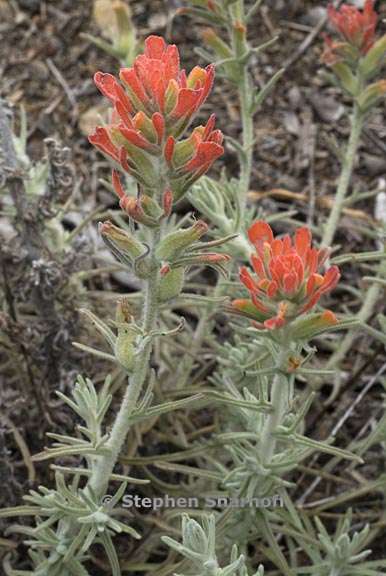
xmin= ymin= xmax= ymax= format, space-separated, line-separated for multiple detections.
xmin=111 ymin=169 xmax=164 ymax=226
xmin=327 ymin=0 xmax=377 ymax=55
xmin=232 ymin=221 xmax=340 ymax=330
xmin=323 ymin=0 xmax=386 ymax=77
xmin=100 ymin=220 xmax=144 ymax=260
xmin=156 ymin=220 xmax=209 ymax=260
xmin=157 ymin=220 xmax=231 ymax=301
xmin=89 ymin=35 xmax=224 ymax=201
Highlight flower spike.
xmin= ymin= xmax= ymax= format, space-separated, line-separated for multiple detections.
xmin=232 ymin=221 xmax=340 ymax=331
xmin=327 ymin=0 xmax=377 ymax=55
xmin=89 ymin=35 xmax=223 ymax=202
xmin=323 ymin=0 xmax=381 ymax=68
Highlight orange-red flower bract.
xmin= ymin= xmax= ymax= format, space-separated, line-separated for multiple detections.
xmin=88 ymin=35 xmax=224 ymax=200
xmin=232 ymin=221 xmax=340 ymax=330
xmin=326 ymin=0 xmax=377 ymax=57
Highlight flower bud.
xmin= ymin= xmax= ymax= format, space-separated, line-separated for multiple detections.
xmin=114 ymin=298 xmax=137 ymax=371
xmin=156 ymin=221 xmax=209 ymax=260
xmin=113 ymin=1 xmax=136 ymax=60
xmin=158 ymin=267 xmax=185 ymax=302
xmin=289 ymin=310 xmax=338 ymax=341
xmin=231 ymin=299 xmax=267 ymax=324
xmin=114 ymin=329 xmax=136 ymax=371
xmin=162 ymin=188 xmax=173 ymax=217
xmin=91 ymin=1 xmax=136 ymax=63
xmin=360 ymin=34 xmax=386 ymax=77
xmin=115 ymin=296 xmax=132 ymax=323
xmin=110 ymin=127 xmax=160 ymax=190
xmin=201 ymin=28 xmax=232 ymax=60
xmin=233 ymin=20 xmax=247 ymax=56
xmin=122 ymin=196 xmax=161 ymax=227
xmin=286 ymin=355 xmax=303 ymax=373
xmin=100 ymin=220 xmax=144 ymax=261
xmin=201 ymin=28 xmax=239 ymax=83
xmin=112 ymin=170 xmax=162 ymax=227
xmin=331 ymin=62 xmax=359 ymax=95
xmin=357 ymin=79 xmax=386 ymax=111
xmin=140 ymin=194 xmax=164 ymax=220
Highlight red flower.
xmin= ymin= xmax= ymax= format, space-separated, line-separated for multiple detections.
xmin=119 ymin=36 xmax=214 ymax=127
xmin=327 ymin=0 xmax=377 ymax=55
xmin=88 ymin=126 xmax=120 ymax=163
xmin=166 ymin=114 xmax=224 ymax=201
xmin=232 ymin=222 xmax=340 ymax=330
xmin=89 ymin=35 xmax=223 ymax=199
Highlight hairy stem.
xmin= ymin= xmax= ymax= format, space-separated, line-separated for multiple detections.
xmin=321 ymin=103 xmax=364 ymax=248
xmin=320 ymin=259 xmax=386 ymax=405
xmin=49 ymin=227 xmax=161 ymax=563
xmin=326 ymin=278 xmax=382 ymax=371
xmin=259 ymin=348 xmax=289 ymax=465
xmin=238 ymin=67 xmax=254 ymax=210
xmin=88 ymin=228 xmax=160 ymax=497
xmin=230 ymin=1 xmax=253 ymax=214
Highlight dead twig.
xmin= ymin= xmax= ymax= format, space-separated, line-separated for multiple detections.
xmin=2 ymin=415 xmax=36 ymax=483
xmin=46 ymin=58 xmax=78 ymax=115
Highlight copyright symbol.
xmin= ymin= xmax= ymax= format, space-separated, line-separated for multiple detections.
xmin=102 ymin=494 xmax=114 ymax=507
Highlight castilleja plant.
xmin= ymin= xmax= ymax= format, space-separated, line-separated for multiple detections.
xmin=0 ymin=36 xmax=232 ymax=575
xmin=220 ymin=222 xmax=358 ymax=496
xmin=170 ymin=221 xmax=362 ymax=576
xmin=321 ymin=0 xmax=386 ymax=247
xmin=2 ymin=10 xmax=384 ymax=576
xmin=162 ymin=220 xmax=361 ymax=576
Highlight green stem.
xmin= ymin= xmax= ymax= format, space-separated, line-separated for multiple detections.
xmin=319 ymin=259 xmax=386 ymax=405
xmin=321 ymin=103 xmax=364 ymax=248
xmin=88 ymin=228 xmax=160 ymax=497
xmin=46 ymin=227 xmax=162 ymax=564
xmin=238 ymin=67 xmax=254 ymax=210
xmin=259 ymin=348 xmax=289 ymax=466
xmin=229 ymin=0 xmax=253 ymax=216
xmin=326 ymin=279 xmax=381 ymax=371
